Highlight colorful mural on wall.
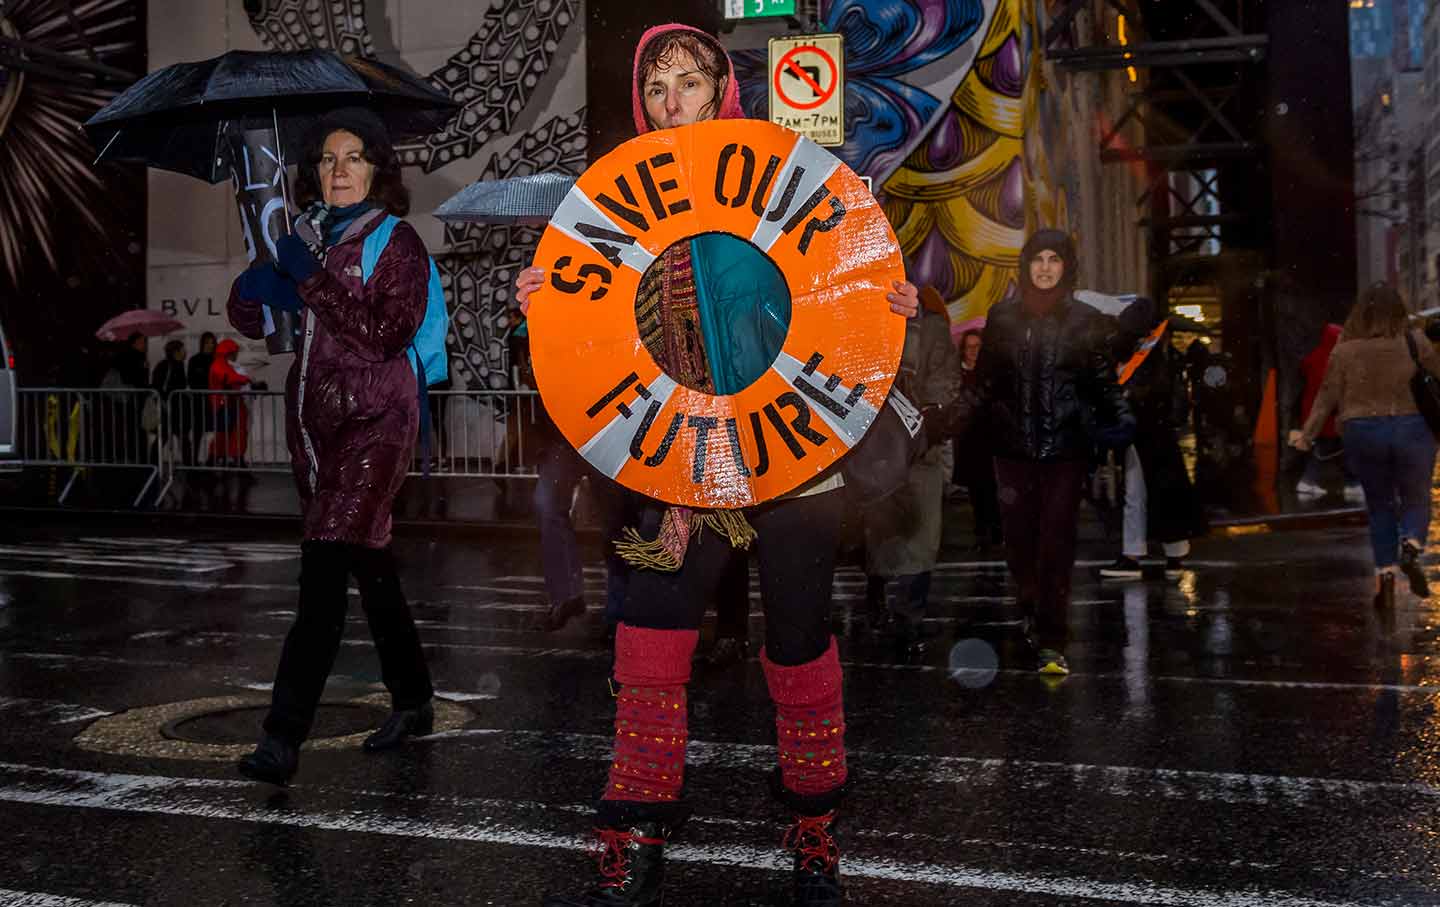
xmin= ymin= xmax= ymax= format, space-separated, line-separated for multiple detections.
xmin=243 ymin=0 xmax=585 ymax=390
xmin=735 ymin=0 xmax=1076 ymax=327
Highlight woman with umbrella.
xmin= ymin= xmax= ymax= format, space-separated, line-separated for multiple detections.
xmin=515 ymin=24 xmax=920 ymax=907
xmin=224 ymin=107 xmax=434 ymax=785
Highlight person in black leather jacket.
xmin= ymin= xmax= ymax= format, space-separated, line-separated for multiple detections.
xmin=972 ymin=229 xmax=1133 ymax=675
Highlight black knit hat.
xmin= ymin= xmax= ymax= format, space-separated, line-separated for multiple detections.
xmin=1018 ymin=229 xmax=1077 ymax=296
xmin=305 ymin=106 xmax=393 ymax=160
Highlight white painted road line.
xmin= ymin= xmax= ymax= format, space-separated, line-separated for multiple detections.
xmin=13 ymin=629 xmax=1440 ymax=697
xmin=0 ymin=696 xmax=113 ymax=725
xmin=0 ymin=890 xmax=139 ymax=907
xmin=111 ymin=625 xmax=1440 ymax=696
xmin=426 ymin=728 xmax=1440 ymax=809
xmin=0 ymin=762 xmax=1388 ymax=907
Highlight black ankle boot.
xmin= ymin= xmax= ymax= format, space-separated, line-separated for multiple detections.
xmin=536 ymin=596 xmax=587 ymax=632
xmin=237 ymin=735 xmax=299 ymax=786
xmin=543 ymin=822 xmax=670 ymax=906
xmin=706 ymin=636 xmax=749 ymax=668
xmin=784 ymin=810 xmax=842 ymax=906
xmin=1400 ymin=541 xmax=1429 ymax=597
xmin=363 ymin=700 xmax=434 ymax=752
xmin=1374 ymin=572 xmax=1397 ymax=611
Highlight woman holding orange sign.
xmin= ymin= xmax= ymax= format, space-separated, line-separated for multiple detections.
xmin=516 ymin=24 xmax=918 ymax=907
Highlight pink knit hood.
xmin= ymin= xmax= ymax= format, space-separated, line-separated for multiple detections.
xmin=631 ymin=23 xmax=745 ymax=135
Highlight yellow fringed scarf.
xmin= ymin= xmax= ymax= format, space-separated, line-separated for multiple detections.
xmin=614 ymin=506 xmax=757 ymax=572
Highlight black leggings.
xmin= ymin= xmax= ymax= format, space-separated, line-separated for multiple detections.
xmin=265 ymin=540 xmax=434 ymax=744
xmin=621 ymin=491 xmax=843 ymax=667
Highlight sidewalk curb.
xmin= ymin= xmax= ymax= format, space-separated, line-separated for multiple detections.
xmin=1209 ymin=507 xmax=1367 ymax=535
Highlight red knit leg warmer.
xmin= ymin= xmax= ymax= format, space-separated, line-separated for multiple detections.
xmin=602 ymin=623 xmax=698 ymax=805
xmin=762 ymin=637 xmax=848 ymax=798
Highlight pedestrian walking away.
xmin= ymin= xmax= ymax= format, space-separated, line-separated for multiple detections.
xmin=863 ymin=286 xmax=960 ymax=655
xmin=1290 ymin=283 xmax=1440 ymax=610
xmin=515 ymin=312 xmax=635 ymax=637
xmin=969 ymin=229 xmax=1134 ymax=676
xmin=1099 ymin=298 xmax=1208 ymax=581
xmin=150 ymin=339 xmax=188 ymax=464
xmin=953 ymin=327 xmax=1002 ymax=552
xmin=187 ymin=332 xmax=218 ymax=464
xmin=515 ymin=23 xmax=921 ymax=907
xmin=225 ymin=106 xmax=437 ymax=786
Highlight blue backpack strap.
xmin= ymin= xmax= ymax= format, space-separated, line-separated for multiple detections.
xmin=361 ymin=214 xmax=435 ymax=477
xmin=360 ymin=215 xmax=400 ymax=284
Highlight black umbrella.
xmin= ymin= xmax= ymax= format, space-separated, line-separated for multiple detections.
xmin=433 ymin=173 xmax=579 ymax=227
xmin=83 ymin=49 xmax=458 ymax=183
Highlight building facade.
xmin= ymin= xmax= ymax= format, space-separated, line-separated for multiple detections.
xmin=144 ymin=0 xmax=1148 ymax=395
xmin=1426 ymin=1 xmax=1440 ymax=308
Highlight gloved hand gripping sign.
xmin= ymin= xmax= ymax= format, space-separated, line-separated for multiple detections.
xmin=529 ymin=120 xmax=906 ymax=509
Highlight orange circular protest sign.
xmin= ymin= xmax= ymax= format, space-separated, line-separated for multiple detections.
xmin=528 ymin=119 xmax=905 ymax=509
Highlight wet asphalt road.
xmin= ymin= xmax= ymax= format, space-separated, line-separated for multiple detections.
xmin=1 ymin=516 xmax=1439 ymax=906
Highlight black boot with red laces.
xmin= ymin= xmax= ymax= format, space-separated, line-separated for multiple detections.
xmin=543 ymin=822 xmax=671 ymax=906
xmin=784 ymin=809 xmax=843 ymax=906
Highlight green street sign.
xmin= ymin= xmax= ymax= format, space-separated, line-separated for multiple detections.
xmin=724 ymin=0 xmax=796 ymax=19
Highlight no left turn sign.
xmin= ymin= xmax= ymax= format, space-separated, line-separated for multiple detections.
xmin=768 ymin=34 xmax=845 ymax=146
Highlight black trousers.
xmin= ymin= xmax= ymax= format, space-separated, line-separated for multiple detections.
xmin=994 ymin=458 xmax=1087 ymax=651
xmin=968 ymin=462 xmax=1002 ymax=544
xmin=623 ymin=491 xmax=842 ymax=667
xmin=712 ymin=550 xmax=752 ymax=641
xmin=265 ymin=540 xmax=434 ymax=745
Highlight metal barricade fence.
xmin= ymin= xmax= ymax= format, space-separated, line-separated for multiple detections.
xmin=12 ymin=386 xmax=549 ymax=508
xmin=415 ymin=389 xmax=545 ymax=478
xmin=13 ymin=387 xmax=162 ymax=506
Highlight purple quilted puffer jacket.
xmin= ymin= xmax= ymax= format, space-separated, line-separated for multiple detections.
xmin=227 ymin=208 xmax=426 ymax=548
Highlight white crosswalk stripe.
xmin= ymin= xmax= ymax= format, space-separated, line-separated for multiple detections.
xmin=0 ymin=762 xmax=1387 ymax=907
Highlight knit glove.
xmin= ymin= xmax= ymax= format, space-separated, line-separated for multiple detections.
xmin=275 ymin=233 xmax=322 ymax=283
xmin=235 ymin=263 xmax=303 ymax=313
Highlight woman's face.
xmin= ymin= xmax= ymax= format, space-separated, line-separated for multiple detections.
xmin=643 ymin=47 xmax=725 ymax=130
xmin=963 ymin=334 xmax=981 ymax=368
xmin=319 ymin=130 xmax=375 ymax=207
xmin=201 ymin=337 xmax=216 ymax=355
xmin=1029 ymin=249 xmax=1065 ymax=291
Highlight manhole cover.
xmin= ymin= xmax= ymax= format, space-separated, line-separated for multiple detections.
xmin=161 ymin=703 xmax=389 ymax=745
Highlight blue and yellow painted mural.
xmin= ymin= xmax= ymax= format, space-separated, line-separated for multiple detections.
xmin=737 ymin=0 xmax=1077 ymax=327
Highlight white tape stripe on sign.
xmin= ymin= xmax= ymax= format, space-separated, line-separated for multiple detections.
xmin=749 ymin=134 xmax=841 ymax=255
xmin=550 ymin=186 xmax=658 ymax=274
xmin=770 ymin=349 xmax=880 ymax=447
xmin=578 ymin=372 xmax=680 ymax=479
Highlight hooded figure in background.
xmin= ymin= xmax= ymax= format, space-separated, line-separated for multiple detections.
xmin=516 ymin=23 xmax=921 ymax=907
xmin=207 ymin=338 xmax=251 ymax=466
xmin=225 ymin=106 xmax=435 ymax=787
xmin=972 ymin=228 xmax=1133 ymax=677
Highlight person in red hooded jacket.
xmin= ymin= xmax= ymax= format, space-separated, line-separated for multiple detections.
xmin=207 ymin=339 xmax=251 ymax=466
xmin=515 ymin=24 xmax=919 ymax=907
xmin=1296 ymin=323 xmax=1361 ymax=501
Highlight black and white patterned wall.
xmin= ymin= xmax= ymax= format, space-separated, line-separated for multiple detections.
xmin=242 ymin=0 xmax=585 ymax=390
